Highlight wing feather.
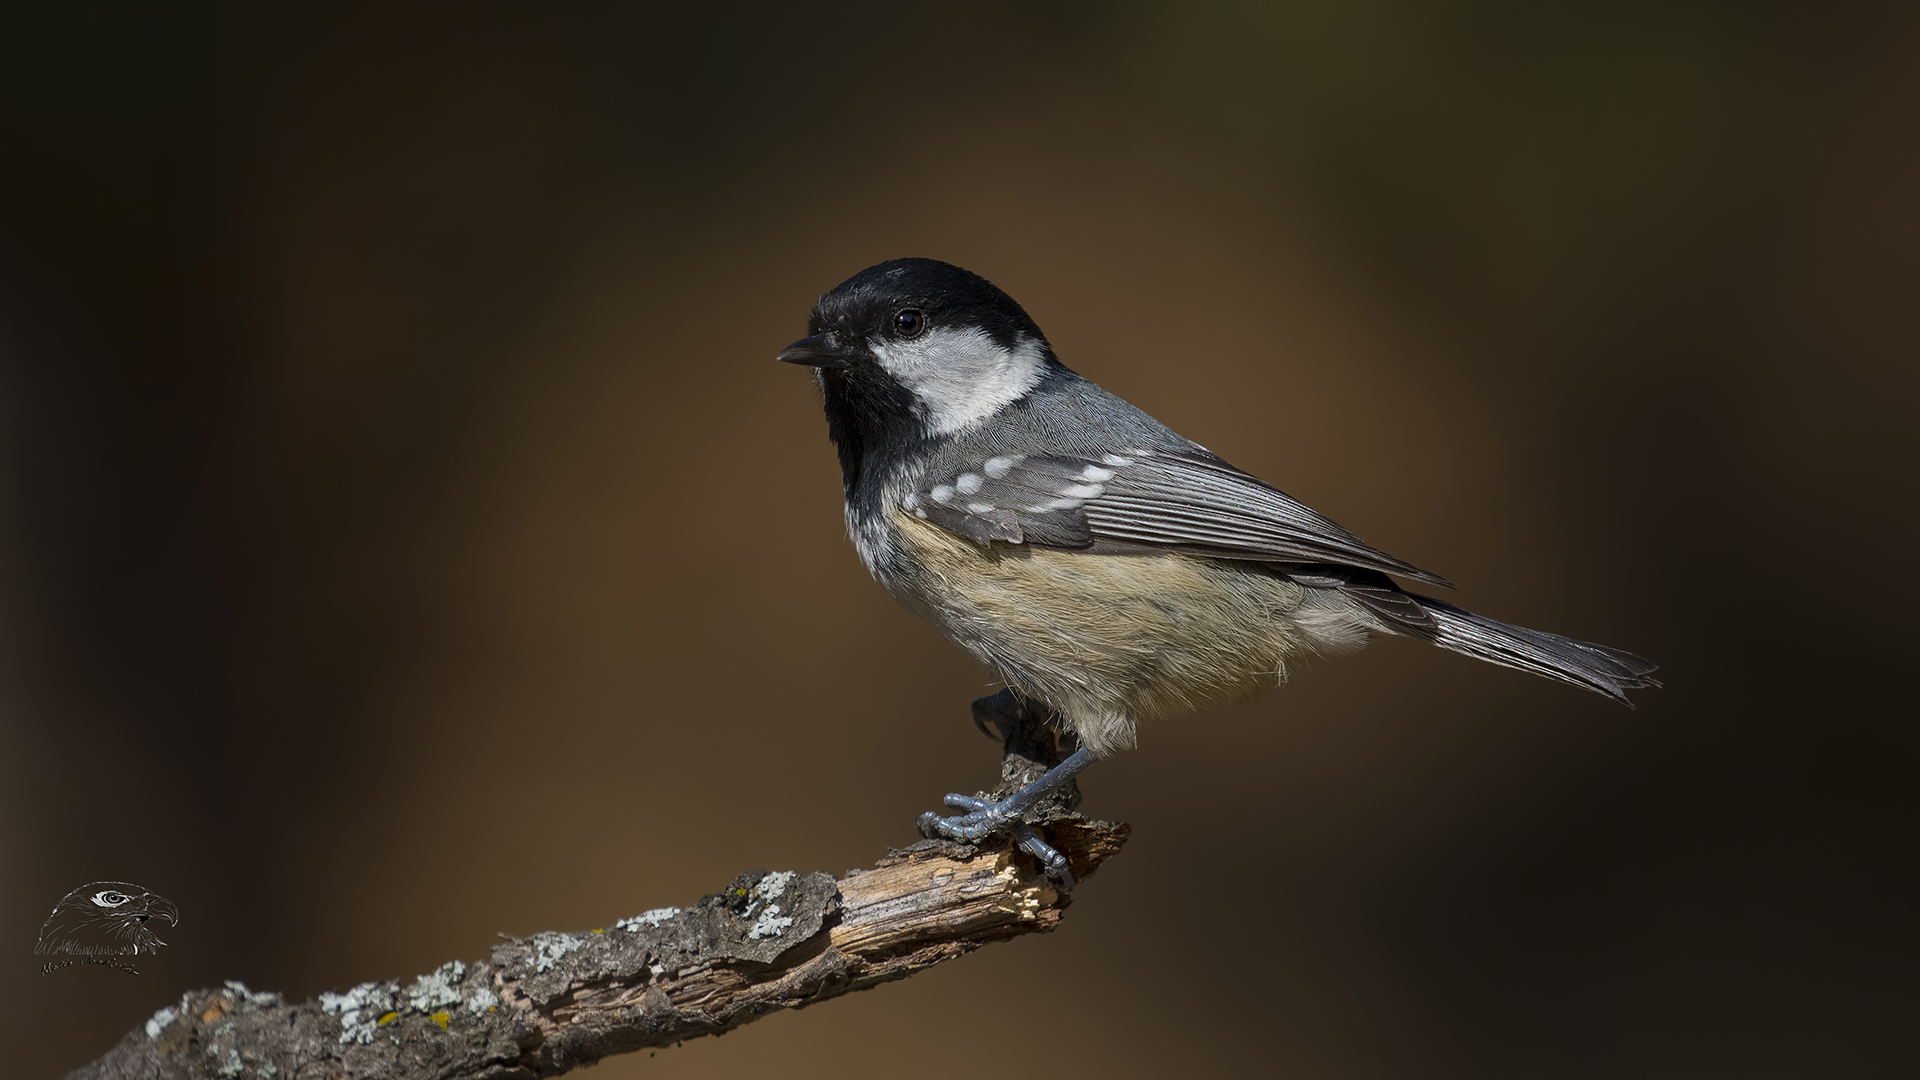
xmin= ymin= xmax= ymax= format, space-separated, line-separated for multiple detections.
xmin=906 ymin=449 xmax=1450 ymax=587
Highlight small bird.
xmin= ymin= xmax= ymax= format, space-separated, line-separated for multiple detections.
xmin=779 ymin=258 xmax=1657 ymax=883
xmin=35 ymin=881 xmax=179 ymax=956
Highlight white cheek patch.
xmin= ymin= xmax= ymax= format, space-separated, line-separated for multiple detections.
xmin=870 ymin=327 xmax=1046 ymax=435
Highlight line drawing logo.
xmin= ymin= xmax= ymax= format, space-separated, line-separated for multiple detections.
xmin=35 ymin=881 xmax=179 ymax=975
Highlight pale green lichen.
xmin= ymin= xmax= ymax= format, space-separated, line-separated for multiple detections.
xmin=747 ymin=907 xmax=795 ymax=939
xmin=616 ymin=907 xmax=681 ymax=932
xmin=746 ymin=871 xmax=798 ymax=940
xmin=223 ymin=980 xmax=281 ymax=1008
xmin=146 ymin=992 xmax=195 ymax=1039
xmin=755 ymin=871 xmax=796 ymax=901
xmin=532 ymin=933 xmax=583 ymax=973
xmin=144 ymin=1005 xmax=179 ymax=1040
xmin=319 ymin=981 xmax=397 ymax=1045
xmin=466 ymin=986 xmax=499 ymax=1014
xmin=214 ymin=1048 xmax=243 ymax=1078
xmin=748 ymin=910 xmax=794 ymax=939
xmin=406 ymin=960 xmax=466 ymax=1012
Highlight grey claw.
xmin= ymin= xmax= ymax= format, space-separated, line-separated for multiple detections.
xmin=920 ymin=806 xmax=991 ymax=842
xmin=945 ymin=814 xmax=993 ymax=840
xmin=943 ymin=793 xmax=991 ymax=811
xmin=1011 ymin=822 xmax=1075 ymax=891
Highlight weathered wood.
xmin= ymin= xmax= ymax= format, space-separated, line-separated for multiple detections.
xmin=68 ymin=696 xmax=1127 ymax=1080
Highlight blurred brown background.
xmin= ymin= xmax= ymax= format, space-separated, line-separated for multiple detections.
xmin=3 ymin=2 xmax=1915 ymax=1077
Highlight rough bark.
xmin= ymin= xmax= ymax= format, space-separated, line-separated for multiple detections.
xmin=68 ymin=695 xmax=1126 ymax=1080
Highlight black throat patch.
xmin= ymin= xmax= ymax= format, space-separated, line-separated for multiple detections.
xmin=818 ymin=364 xmax=929 ymax=510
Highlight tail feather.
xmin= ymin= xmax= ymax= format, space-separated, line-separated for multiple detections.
xmin=1290 ymin=566 xmax=1661 ymax=705
xmin=1409 ymin=593 xmax=1661 ymax=705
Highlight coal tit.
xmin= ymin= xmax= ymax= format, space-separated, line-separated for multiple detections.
xmin=779 ymin=258 xmax=1657 ymax=882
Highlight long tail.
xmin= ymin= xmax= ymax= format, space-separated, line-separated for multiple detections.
xmin=1409 ymin=593 xmax=1660 ymax=705
xmin=1302 ymin=567 xmax=1661 ymax=704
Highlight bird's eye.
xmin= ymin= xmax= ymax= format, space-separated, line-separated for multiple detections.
xmin=93 ymin=892 xmax=130 ymax=906
xmin=893 ymin=309 xmax=925 ymax=338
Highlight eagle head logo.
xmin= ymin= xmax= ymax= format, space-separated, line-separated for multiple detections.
xmin=34 ymin=881 xmax=180 ymax=957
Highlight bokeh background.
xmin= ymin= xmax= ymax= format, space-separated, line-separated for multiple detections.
xmin=4 ymin=2 xmax=1916 ymax=1077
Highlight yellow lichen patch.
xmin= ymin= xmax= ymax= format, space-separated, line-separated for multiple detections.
xmin=592 ymin=928 xmax=604 ymax=934
xmin=430 ymin=1011 xmax=450 ymax=1031
xmin=377 ymin=1011 xmax=399 ymax=1027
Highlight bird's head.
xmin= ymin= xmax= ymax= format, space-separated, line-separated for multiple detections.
xmin=778 ymin=258 xmax=1060 ymax=441
xmin=35 ymin=881 xmax=180 ymax=956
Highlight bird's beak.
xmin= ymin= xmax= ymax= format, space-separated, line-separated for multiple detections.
xmin=148 ymin=896 xmax=180 ymax=927
xmin=776 ymin=334 xmax=855 ymax=370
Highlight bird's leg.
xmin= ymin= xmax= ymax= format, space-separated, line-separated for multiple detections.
xmin=919 ymin=690 xmax=1095 ymax=889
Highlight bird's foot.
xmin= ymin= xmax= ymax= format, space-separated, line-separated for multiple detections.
xmin=918 ymin=793 xmax=1076 ymax=890
xmin=916 ymin=744 xmax=1097 ymax=891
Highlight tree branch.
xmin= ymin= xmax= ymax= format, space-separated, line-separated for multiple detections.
xmin=69 ymin=695 xmax=1127 ymax=1080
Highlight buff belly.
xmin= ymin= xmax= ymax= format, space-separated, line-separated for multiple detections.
xmin=882 ymin=512 xmax=1379 ymax=756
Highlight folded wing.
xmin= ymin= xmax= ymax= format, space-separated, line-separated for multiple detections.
xmin=904 ymin=449 xmax=1450 ymax=588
